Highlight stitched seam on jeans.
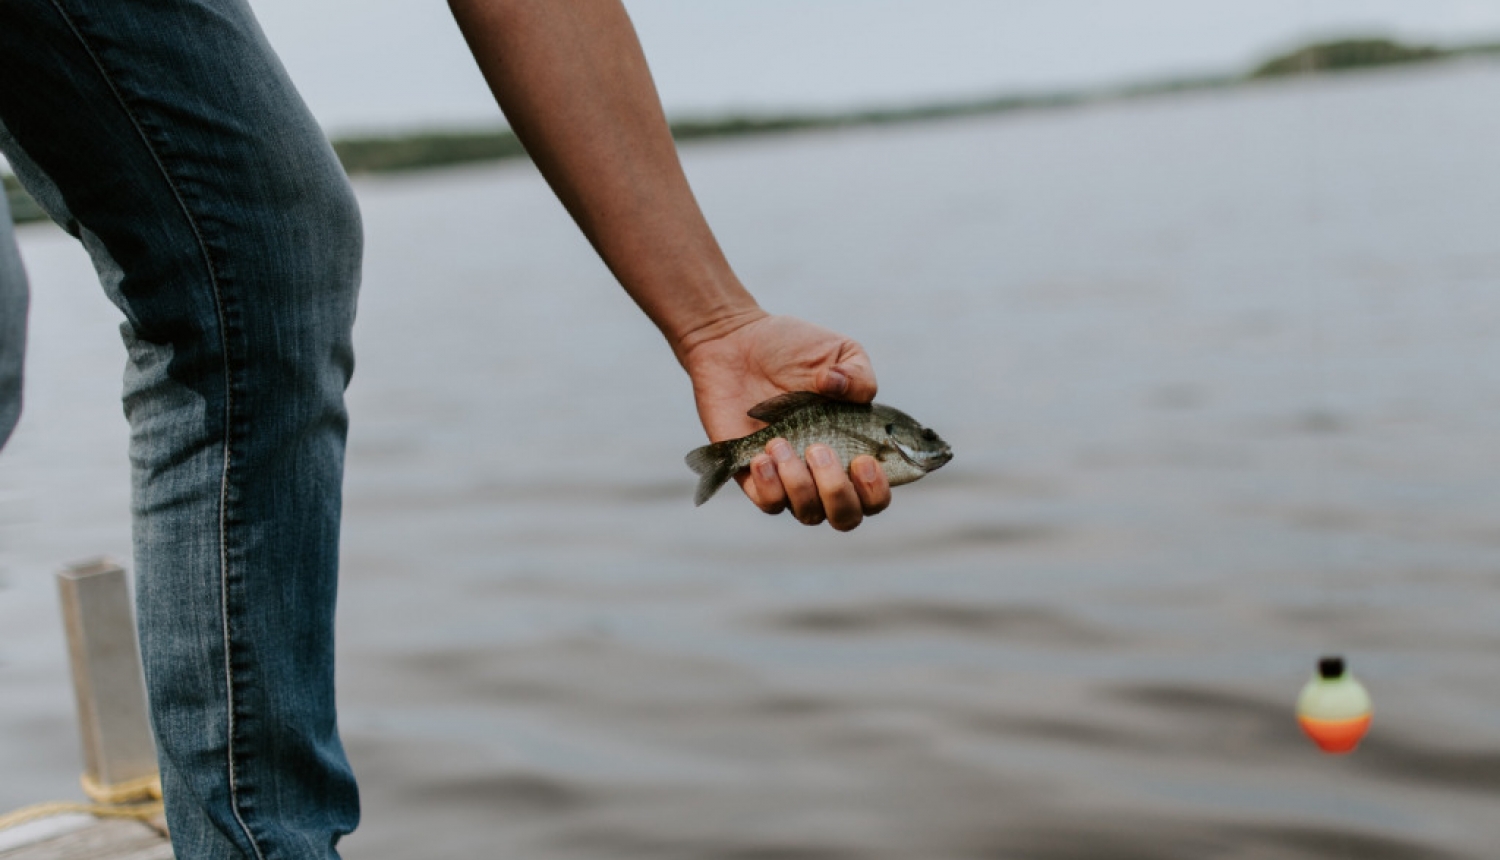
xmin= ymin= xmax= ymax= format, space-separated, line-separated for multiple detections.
xmin=41 ymin=4 xmax=265 ymax=860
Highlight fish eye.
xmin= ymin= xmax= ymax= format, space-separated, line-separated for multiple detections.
xmin=884 ymin=423 xmax=896 ymax=436
xmin=921 ymin=428 xmax=938 ymax=441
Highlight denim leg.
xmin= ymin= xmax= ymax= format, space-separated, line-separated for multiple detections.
xmin=0 ymin=195 xmax=26 ymax=450
xmin=0 ymin=2 xmax=361 ymax=858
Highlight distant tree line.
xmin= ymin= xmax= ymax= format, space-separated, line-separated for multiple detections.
xmin=6 ymin=36 xmax=1500 ymax=225
xmin=1252 ymin=38 xmax=1449 ymax=78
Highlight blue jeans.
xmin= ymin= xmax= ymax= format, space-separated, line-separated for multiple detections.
xmin=0 ymin=2 xmax=362 ymax=857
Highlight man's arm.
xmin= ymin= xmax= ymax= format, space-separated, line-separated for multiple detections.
xmin=447 ymin=0 xmax=890 ymax=530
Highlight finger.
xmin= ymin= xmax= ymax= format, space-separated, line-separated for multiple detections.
xmin=817 ymin=352 xmax=877 ymax=404
xmin=850 ymin=455 xmax=891 ymax=516
xmin=768 ymin=438 xmax=824 ymax=525
xmin=748 ymin=453 xmax=786 ymax=515
xmin=806 ymin=445 xmax=863 ymax=532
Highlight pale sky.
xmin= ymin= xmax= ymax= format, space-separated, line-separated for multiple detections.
xmin=246 ymin=0 xmax=1500 ymax=135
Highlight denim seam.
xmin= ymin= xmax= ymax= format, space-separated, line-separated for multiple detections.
xmin=41 ymin=4 xmax=264 ymax=859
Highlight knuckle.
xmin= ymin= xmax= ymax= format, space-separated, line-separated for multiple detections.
xmin=816 ymin=460 xmax=846 ymax=480
xmin=758 ymin=483 xmax=786 ymax=505
xmin=782 ymin=466 xmax=812 ymax=488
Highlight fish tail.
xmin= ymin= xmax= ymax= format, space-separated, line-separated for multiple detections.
xmin=685 ymin=440 xmax=739 ymax=506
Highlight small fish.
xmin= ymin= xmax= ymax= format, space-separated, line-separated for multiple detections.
xmin=685 ymin=392 xmax=953 ymax=506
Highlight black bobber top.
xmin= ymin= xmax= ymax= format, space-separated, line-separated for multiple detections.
xmin=1318 ymin=656 xmax=1346 ymax=679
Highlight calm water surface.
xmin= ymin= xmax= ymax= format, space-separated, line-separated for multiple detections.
xmin=3 ymin=63 xmax=1499 ymax=859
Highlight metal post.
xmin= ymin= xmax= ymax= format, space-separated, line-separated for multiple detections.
xmin=55 ymin=560 xmax=158 ymax=791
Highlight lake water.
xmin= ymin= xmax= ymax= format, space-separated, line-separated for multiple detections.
xmin=3 ymin=61 xmax=1500 ymax=859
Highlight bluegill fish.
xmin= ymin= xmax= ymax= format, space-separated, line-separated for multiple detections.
xmin=685 ymin=392 xmax=953 ymax=506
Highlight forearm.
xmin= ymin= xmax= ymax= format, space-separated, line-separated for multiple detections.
xmin=448 ymin=0 xmax=764 ymax=361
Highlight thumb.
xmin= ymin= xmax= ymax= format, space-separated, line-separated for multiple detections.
xmin=817 ymin=356 xmax=877 ymax=404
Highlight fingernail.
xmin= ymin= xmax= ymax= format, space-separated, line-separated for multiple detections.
xmin=809 ymin=445 xmax=836 ymax=467
xmin=770 ymin=439 xmax=796 ymax=462
xmin=823 ymin=368 xmax=850 ymax=397
xmin=855 ymin=458 xmax=878 ymax=482
xmin=754 ymin=457 xmax=777 ymax=481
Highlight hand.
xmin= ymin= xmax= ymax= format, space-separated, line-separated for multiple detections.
xmin=680 ymin=314 xmax=892 ymax=530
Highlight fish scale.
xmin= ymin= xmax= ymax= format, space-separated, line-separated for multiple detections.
xmin=685 ymin=391 xmax=952 ymax=506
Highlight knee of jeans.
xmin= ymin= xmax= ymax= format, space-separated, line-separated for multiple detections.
xmin=235 ymin=157 xmax=362 ymax=379
xmin=121 ymin=156 xmax=363 ymax=431
xmin=298 ymin=161 xmax=362 ymax=280
xmin=260 ymin=158 xmax=362 ymax=311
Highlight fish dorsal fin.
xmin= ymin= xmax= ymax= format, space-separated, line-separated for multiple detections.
xmin=746 ymin=391 xmax=831 ymax=424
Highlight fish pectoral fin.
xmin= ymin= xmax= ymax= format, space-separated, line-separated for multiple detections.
xmin=840 ymin=431 xmax=885 ymax=454
xmin=832 ymin=427 xmax=887 ymax=456
xmin=746 ymin=391 xmax=833 ymax=423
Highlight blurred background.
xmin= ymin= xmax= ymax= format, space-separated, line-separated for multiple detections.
xmin=4 ymin=2 xmax=1500 ymax=858
xmin=261 ymin=0 xmax=1500 ymax=132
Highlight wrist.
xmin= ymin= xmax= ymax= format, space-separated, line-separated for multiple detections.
xmin=667 ymin=300 xmax=767 ymax=366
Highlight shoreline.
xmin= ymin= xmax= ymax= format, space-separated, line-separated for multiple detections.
xmin=7 ymin=36 xmax=1499 ymax=226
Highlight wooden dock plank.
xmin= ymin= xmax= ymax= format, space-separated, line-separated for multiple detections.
xmin=0 ymin=819 xmax=170 ymax=860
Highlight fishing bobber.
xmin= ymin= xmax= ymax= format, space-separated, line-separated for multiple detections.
xmin=1296 ymin=656 xmax=1372 ymax=754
